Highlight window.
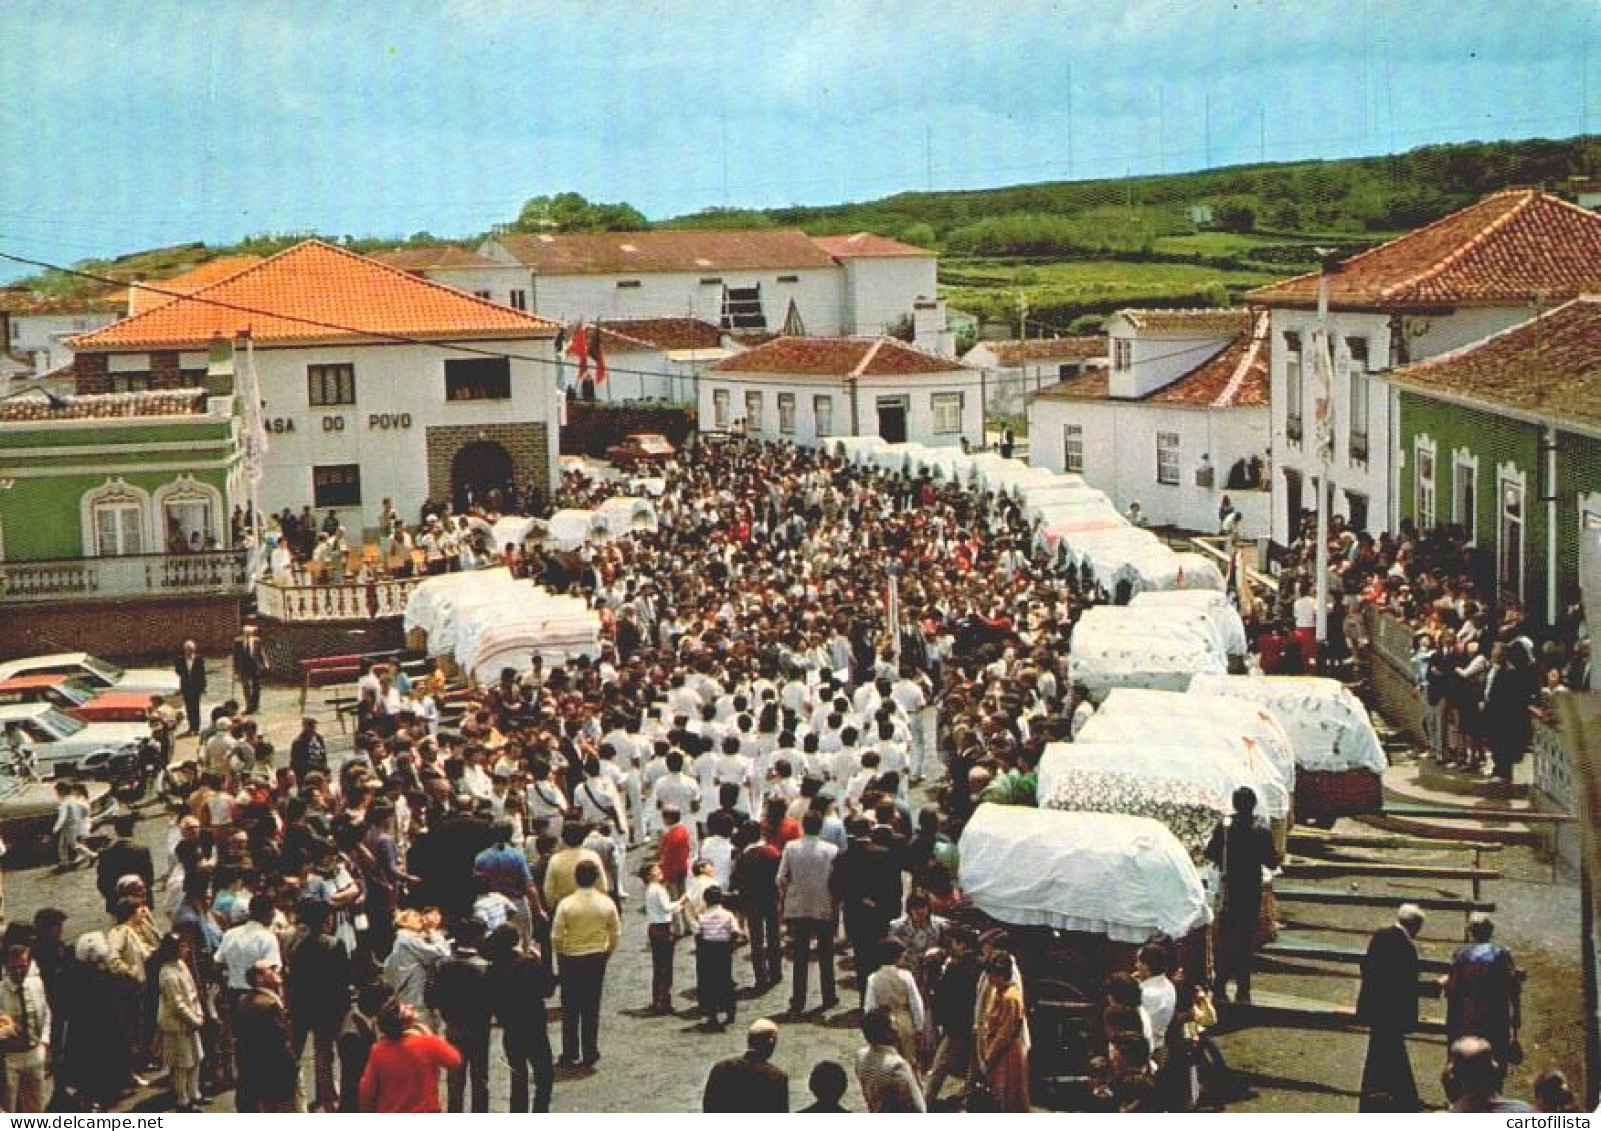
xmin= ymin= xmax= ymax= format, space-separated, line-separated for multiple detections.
xmin=699 ymin=277 xmax=723 ymax=286
xmin=1346 ymin=337 xmax=1369 ymax=462
xmin=473 ymin=290 xmax=492 ymax=300
xmin=93 ymin=498 xmax=145 ymax=556
xmin=444 ymin=357 xmax=511 ymax=401
xmin=1112 ymin=338 xmax=1132 ymax=371
xmin=509 ymin=289 xmax=528 ymax=311
xmin=1283 ymin=331 xmax=1303 ymax=443
xmin=312 ymin=464 xmax=362 ymax=508
xmin=616 ymin=280 xmax=642 ymax=289
xmin=776 ymin=274 xmax=800 ymax=284
xmin=813 ymin=395 xmax=834 ymax=438
xmin=1498 ymin=472 xmax=1525 ymax=598
xmin=713 ymin=389 xmax=731 ymax=430
xmin=1415 ymin=437 xmax=1436 ymax=530
xmin=1156 ymin=431 xmax=1181 ymax=486
xmin=1063 ymin=423 xmax=1084 ymax=473
xmin=307 ymin=363 xmax=356 ymax=407
xmin=111 ymin=372 xmax=152 ymax=394
xmin=932 ymin=392 xmax=964 ymax=435
xmin=778 ymin=392 xmax=796 ymax=435
xmin=722 ymin=285 xmax=766 ymax=331
xmin=1345 ymin=490 xmax=1369 ymax=533
xmin=745 ymin=390 xmax=764 ymax=432
xmin=1453 ymin=455 xmax=1478 ymax=543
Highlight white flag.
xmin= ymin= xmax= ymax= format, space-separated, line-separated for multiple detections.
xmin=1311 ymin=327 xmax=1335 ymax=465
xmin=240 ymin=335 xmax=269 ymax=486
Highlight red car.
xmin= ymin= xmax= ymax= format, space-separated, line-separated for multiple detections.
xmin=0 ymin=674 xmax=157 ymax=723
xmin=605 ymin=432 xmax=676 ymax=469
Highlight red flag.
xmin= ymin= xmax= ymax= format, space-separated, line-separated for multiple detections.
xmin=589 ymin=322 xmax=607 ymax=384
xmin=567 ymin=323 xmax=590 ymax=380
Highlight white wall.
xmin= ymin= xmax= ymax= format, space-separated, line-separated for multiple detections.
xmin=10 ymin=312 xmax=118 ymax=374
xmin=1107 ymin=319 xmax=1232 ymax=400
xmin=487 ymin=268 xmax=842 ymax=334
xmin=242 ymin=338 xmax=557 ymax=529
xmin=418 ymin=266 xmax=529 ymax=308
xmin=1029 ymin=396 xmax=1272 ymax=536
xmin=699 ymin=371 xmax=983 ymax=450
xmin=840 ymin=257 xmax=938 ymax=336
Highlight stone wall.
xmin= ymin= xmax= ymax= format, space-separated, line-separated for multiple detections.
xmin=424 ymin=422 xmax=549 ymax=503
xmin=0 ymin=594 xmax=242 ymax=663
xmin=255 ymin=614 xmax=406 ymax=677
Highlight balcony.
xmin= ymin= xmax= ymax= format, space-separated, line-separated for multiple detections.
xmin=254 ymin=576 xmax=422 ymax=623
xmin=0 ymin=551 xmax=248 ymax=605
xmin=1286 ymin=413 xmax=1304 ymax=444
xmin=1349 ymin=431 xmax=1369 ymax=464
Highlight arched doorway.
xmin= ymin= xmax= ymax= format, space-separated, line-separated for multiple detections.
xmin=451 ymin=440 xmax=514 ymax=511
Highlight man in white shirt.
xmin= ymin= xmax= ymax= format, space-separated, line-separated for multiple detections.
xmin=215 ymin=895 xmax=283 ymax=993
xmin=1136 ymin=943 xmax=1178 ymax=1059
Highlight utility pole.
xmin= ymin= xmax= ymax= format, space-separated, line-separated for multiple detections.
xmin=925 ymin=125 xmax=934 ymax=191
xmin=1066 ymin=61 xmax=1074 ymax=177
xmin=1017 ymin=291 xmax=1029 ymax=341
xmin=1158 ymin=85 xmax=1167 ymax=173
xmin=1204 ymin=91 xmax=1213 ymax=168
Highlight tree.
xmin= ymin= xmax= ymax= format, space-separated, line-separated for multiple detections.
xmin=512 ymin=192 xmax=646 ymax=233
xmin=898 ymin=222 xmax=937 ymax=248
xmin=1213 ymin=196 xmax=1258 ymax=233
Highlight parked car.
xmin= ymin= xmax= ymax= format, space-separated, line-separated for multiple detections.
xmin=0 ymin=765 xmax=115 ymax=859
xmin=0 ymin=703 xmax=149 ymax=779
xmin=0 ymin=674 xmax=157 ymax=722
xmin=0 ymin=651 xmax=180 ymax=698
xmin=605 ymin=432 xmax=676 ymax=469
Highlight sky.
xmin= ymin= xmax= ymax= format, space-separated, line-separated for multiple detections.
xmin=0 ymin=0 xmax=1595 ymax=282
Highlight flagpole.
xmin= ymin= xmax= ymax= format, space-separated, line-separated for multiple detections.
xmin=1313 ymin=266 xmax=1333 ymax=661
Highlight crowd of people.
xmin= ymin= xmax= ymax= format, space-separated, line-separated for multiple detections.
xmin=0 ymin=436 xmax=1587 ymax=1114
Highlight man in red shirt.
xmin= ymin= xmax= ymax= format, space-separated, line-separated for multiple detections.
xmin=358 ymin=1002 xmax=462 ymax=1113
xmin=658 ymin=805 xmax=692 ymax=897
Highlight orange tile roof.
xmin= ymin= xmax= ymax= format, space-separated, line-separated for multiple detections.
xmin=70 ymin=240 xmax=559 ymax=351
xmin=594 ymin=318 xmax=724 ymax=352
xmin=1117 ymin=308 xmax=1252 ymax=335
xmin=1034 ymin=314 xmax=1268 ymax=410
xmin=1030 ymin=368 xmax=1110 ymax=402
xmin=1248 ymin=190 xmax=1601 ymax=311
xmin=812 ymin=233 xmax=934 ymax=259
xmin=0 ymin=388 xmax=206 ymax=422
xmin=491 ymin=228 xmax=837 ymax=275
xmin=371 ymin=246 xmax=503 ymax=271
xmin=122 ymin=255 xmax=264 ymax=315
xmin=707 ymin=336 xmax=966 ymax=378
xmin=1386 ymin=296 xmax=1601 ymax=433
xmin=967 ymin=336 xmax=1104 ymax=366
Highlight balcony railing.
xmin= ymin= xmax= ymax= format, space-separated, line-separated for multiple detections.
xmin=0 ymin=551 xmax=248 ymax=605
xmin=255 ymin=576 xmax=422 ymax=622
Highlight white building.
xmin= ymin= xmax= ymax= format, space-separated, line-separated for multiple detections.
xmin=1028 ymin=309 xmax=1271 ymax=535
xmin=70 ymin=240 xmax=563 ymax=530
xmin=701 ymin=336 xmax=982 ymax=449
xmin=962 ymin=336 xmax=1105 ymax=415
xmin=1248 ymin=189 xmax=1601 ymax=545
xmin=0 ymin=291 xmax=120 ymax=377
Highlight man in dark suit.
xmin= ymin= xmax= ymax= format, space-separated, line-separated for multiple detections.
xmin=95 ymin=814 xmax=154 ymax=915
xmin=703 ymin=1019 xmax=789 ymax=1112
xmin=1357 ymin=903 xmax=1426 ymax=1111
xmin=232 ymin=624 xmax=268 ymax=716
xmin=233 ymin=959 xmax=297 ymax=1112
xmin=174 ymin=639 xmax=207 ymax=735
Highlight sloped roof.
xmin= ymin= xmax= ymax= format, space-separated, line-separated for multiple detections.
xmin=813 ymin=233 xmax=934 ymax=258
xmin=966 ymin=336 xmax=1105 ymax=367
xmin=1031 ymin=368 xmax=1110 ymax=402
xmin=708 ymin=336 xmax=966 ymax=379
xmin=371 ymin=246 xmax=503 ymax=272
xmin=1116 ymin=308 xmax=1253 ymax=335
xmin=0 ymin=288 xmax=122 ymax=316
xmin=490 ymin=228 xmax=837 ymax=275
xmin=1385 ymin=295 xmax=1601 ymax=434
xmin=594 ymin=318 xmax=724 ymax=352
xmin=120 ymin=255 xmax=265 ymax=315
xmin=1248 ymin=190 xmax=1601 ymax=310
xmin=70 ymin=240 xmax=559 ymax=351
xmin=1034 ymin=314 xmax=1268 ymax=410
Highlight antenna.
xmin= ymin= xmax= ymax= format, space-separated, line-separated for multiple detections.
xmin=1205 ymin=90 xmax=1213 ymax=169
xmin=925 ymin=125 xmax=933 ymax=191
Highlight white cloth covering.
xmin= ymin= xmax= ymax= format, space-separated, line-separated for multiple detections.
xmin=1188 ymin=673 xmax=1388 ymax=774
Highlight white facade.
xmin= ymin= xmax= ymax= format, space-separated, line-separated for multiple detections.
xmin=962 ymin=345 xmax=1103 ymax=416
xmin=8 ymin=312 xmax=118 ymax=375
xmin=1030 ymin=397 xmax=1271 ymax=536
xmin=237 ymin=338 xmax=559 ymax=530
xmin=839 ymin=256 xmax=939 ymax=337
xmin=698 ymin=370 xmax=984 ymax=450
xmin=1265 ymin=304 xmax=1533 ymax=544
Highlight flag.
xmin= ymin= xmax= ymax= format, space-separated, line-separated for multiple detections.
xmin=589 ymin=322 xmax=607 ymax=384
xmin=1311 ymin=326 xmax=1335 ymax=465
xmin=553 ymin=325 xmax=573 ymax=395
xmin=567 ymin=323 xmax=590 ymax=380
xmin=239 ymin=332 xmax=269 ymax=487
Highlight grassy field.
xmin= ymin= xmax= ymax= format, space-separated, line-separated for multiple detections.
xmin=940 ymin=256 xmax=1285 ymax=331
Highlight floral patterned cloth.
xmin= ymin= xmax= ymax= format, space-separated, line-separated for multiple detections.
xmin=1044 ymin=768 xmax=1229 ymax=863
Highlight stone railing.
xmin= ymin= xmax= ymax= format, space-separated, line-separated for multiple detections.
xmin=254 ymin=576 xmax=421 ymax=623
xmin=0 ymin=551 xmax=248 ymax=604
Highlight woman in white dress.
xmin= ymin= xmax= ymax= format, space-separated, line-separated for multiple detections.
xmin=154 ymin=932 xmax=205 ymax=1112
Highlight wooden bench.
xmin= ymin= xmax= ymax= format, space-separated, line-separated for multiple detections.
xmin=297 ymin=653 xmax=365 ymax=718
xmin=1259 ymin=938 xmax=1452 ymax=976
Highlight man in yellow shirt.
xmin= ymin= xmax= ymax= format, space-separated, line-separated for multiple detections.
xmin=551 ymin=859 xmax=620 ymax=1068
xmin=544 ymin=823 xmax=609 ymax=909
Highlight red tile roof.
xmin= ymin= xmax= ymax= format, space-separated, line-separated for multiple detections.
xmin=0 ymin=388 xmax=206 ymax=422
xmin=121 ymin=255 xmax=264 ymax=315
xmin=812 ymin=233 xmax=934 ymax=259
xmin=371 ymin=246 xmax=503 ymax=271
xmin=490 ymin=229 xmax=837 ymax=275
xmin=1248 ymin=190 xmax=1601 ymax=310
xmin=1117 ymin=308 xmax=1252 ymax=335
xmin=966 ymin=336 xmax=1104 ymax=366
xmin=70 ymin=240 xmax=559 ymax=351
xmin=1386 ymin=296 xmax=1601 ymax=433
xmin=1033 ymin=313 xmax=1268 ymax=409
xmin=594 ymin=318 xmax=725 ymax=352
xmin=1030 ymin=368 xmax=1110 ymax=401
xmin=707 ymin=336 xmax=966 ymax=378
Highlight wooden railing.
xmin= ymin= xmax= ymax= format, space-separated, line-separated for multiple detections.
xmin=0 ymin=551 xmax=248 ymax=604
xmin=255 ymin=576 xmax=421 ymax=622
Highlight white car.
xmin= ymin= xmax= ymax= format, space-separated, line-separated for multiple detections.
xmin=0 ymin=652 xmax=180 ymax=698
xmin=0 ymin=703 xmax=149 ymax=778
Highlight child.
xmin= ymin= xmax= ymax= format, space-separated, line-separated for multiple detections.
xmin=643 ymin=864 xmax=686 ymax=1014
xmin=694 ymin=885 xmax=741 ymax=1030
